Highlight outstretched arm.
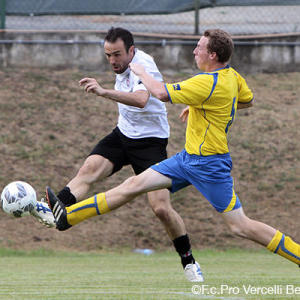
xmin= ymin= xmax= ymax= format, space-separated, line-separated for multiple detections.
xmin=129 ymin=63 xmax=169 ymax=102
xmin=79 ymin=77 xmax=149 ymax=108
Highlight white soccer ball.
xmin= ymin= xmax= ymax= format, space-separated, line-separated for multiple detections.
xmin=1 ymin=181 xmax=37 ymax=218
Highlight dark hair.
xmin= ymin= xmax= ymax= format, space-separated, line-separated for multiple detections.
xmin=105 ymin=27 xmax=134 ymax=52
xmin=204 ymin=29 xmax=234 ymax=63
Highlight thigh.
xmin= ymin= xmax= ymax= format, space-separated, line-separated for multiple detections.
xmin=107 ymin=168 xmax=172 ymax=202
xmin=81 ymin=154 xmax=114 ymax=181
xmin=151 ymin=152 xmax=191 ymax=193
xmin=89 ymin=128 xmax=128 ymax=174
xmin=134 ymin=168 xmax=172 ymax=193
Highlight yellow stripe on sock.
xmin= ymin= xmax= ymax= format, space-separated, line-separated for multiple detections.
xmin=96 ymin=193 xmax=110 ymax=215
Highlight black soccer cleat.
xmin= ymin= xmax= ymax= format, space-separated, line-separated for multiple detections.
xmin=45 ymin=186 xmax=72 ymax=231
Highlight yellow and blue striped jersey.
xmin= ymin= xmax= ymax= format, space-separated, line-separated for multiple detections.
xmin=165 ymin=65 xmax=253 ymax=156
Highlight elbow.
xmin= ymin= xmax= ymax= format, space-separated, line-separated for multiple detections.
xmin=154 ymin=90 xmax=169 ymax=102
xmin=137 ymin=101 xmax=147 ymax=108
xmin=136 ymin=96 xmax=148 ymax=108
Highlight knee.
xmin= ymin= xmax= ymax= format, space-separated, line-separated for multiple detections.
xmin=152 ymin=205 xmax=171 ymax=221
xmin=226 ymin=217 xmax=253 ymax=239
xmin=227 ymin=223 xmax=247 ymax=238
xmin=149 ymin=193 xmax=172 ymax=221
xmin=77 ymin=160 xmax=99 ymax=178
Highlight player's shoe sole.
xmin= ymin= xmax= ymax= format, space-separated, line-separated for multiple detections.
xmin=46 ymin=186 xmax=72 ymax=231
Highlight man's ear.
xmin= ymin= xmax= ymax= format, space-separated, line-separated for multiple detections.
xmin=209 ymin=52 xmax=217 ymax=61
xmin=129 ymin=45 xmax=135 ymax=56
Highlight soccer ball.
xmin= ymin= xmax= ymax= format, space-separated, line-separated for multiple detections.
xmin=1 ymin=181 xmax=37 ymax=218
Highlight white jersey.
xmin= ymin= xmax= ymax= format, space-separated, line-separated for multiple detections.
xmin=115 ymin=49 xmax=170 ymax=139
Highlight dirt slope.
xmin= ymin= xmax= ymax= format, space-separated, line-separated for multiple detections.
xmin=0 ymin=68 xmax=299 ymax=252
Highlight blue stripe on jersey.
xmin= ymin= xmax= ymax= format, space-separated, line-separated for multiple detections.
xmin=164 ymin=84 xmax=172 ymax=103
xmin=199 ymin=73 xmax=218 ymax=155
xmin=199 ymin=123 xmax=210 ymax=156
xmin=203 ymin=73 xmax=218 ymax=114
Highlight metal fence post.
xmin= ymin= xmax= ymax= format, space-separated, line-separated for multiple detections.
xmin=194 ymin=0 xmax=199 ymax=35
xmin=0 ymin=0 xmax=6 ymax=29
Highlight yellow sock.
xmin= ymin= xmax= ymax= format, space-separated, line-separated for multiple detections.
xmin=267 ymin=230 xmax=300 ymax=265
xmin=65 ymin=193 xmax=110 ymax=226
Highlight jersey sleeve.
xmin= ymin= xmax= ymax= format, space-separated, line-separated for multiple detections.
xmin=132 ymin=58 xmax=163 ymax=93
xmin=164 ymin=74 xmax=214 ymax=107
xmin=237 ymin=73 xmax=254 ymax=104
xmin=132 ymin=72 xmax=147 ymax=92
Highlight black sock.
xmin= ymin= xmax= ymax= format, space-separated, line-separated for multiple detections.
xmin=173 ymin=234 xmax=195 ymax=268
xmin=57 ymin=186 xmax=77 ymax=206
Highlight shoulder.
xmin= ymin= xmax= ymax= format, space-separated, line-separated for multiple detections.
xmin=186 ymin=72 xmax=216 ymax=85
xmin=227 ymin=66 xmax=245 ymax=81
xmin=134 ymin=49 xmax=156 ymax=65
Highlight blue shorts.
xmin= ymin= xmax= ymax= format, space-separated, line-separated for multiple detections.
xmin=151 ymin=150 xmax=241 ymax=213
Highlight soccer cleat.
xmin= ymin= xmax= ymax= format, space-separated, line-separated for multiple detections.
xmin=184 ymin=261 xmax=204 ymax=282
xmin=45 ymin=186 xmax=72 ymax=231
xmin=30 ymin=200 xmax=56 ymax=228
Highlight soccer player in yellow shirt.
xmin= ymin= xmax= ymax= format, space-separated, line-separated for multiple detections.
xmin=46 ymin=29 xmax=300 ymax=279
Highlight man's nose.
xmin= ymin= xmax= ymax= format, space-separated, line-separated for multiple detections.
xmin=109 ymin=57 xmax=116 ymax=64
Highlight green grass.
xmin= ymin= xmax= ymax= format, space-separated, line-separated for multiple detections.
xmin=0 ymin=248 xmax=299 ymax=300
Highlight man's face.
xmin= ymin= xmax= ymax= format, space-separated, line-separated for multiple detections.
xmin=193 ymin=36 xmax=211 ymax=71
xmin=104 ymin=38 xmax=134 ymax=74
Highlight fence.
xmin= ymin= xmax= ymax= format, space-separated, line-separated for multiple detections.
xmin=1 ymin=1 xmax=300 ymax=36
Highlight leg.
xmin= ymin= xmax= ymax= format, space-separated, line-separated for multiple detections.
xmin=47 ymin=168 xmax=172 ymax=229
xmin=56 ymin=155 xmax=114 ymax=206
xmin=222 ymin=207 xmax=300 ymax=265
xmin=147 ymin=190 xmax=196 ymax=268
xmin=147 ymin=189 xmax=186 ymax=239
xmin=36 ymin=155 xmax=114 ymax=227
xmin=221 ymin=207 xmax=276 ymax=246
xmin=57 ymin=128 xmax=126 ymax=205
xmin=105 ymin=169 xmax=172 ymax=210
xmin=67 ymin=154 xmax=113 ymax=201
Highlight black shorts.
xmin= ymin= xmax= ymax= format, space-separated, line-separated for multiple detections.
xmin=89 ymin=127 xmax=168 ymax=175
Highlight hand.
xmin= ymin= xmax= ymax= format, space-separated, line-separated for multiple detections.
xmin=179 ymin=106 xmax=189 ymax=123
xmin=129 ymin=63 xmax=145 ymax=76
xmin=79 ymin=77 xmax=105 ymax=96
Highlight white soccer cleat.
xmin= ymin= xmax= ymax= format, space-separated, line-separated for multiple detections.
xmin=184 ymin=261 xmax=204 ymax=282
xmin=30 ymin=199 xmax=56 ymax=228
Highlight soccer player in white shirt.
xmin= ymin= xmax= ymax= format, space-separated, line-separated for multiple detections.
xmin=39 ymin=27 xmax=202 ymax=282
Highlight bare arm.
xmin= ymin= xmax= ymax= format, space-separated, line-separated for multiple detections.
xmin=237 ymin=102 xmax=253 ymax=110
xmin=79 ymin=77 xmax=150 ymax=108
xmin=129 ymin=63 xmax=169 ymax=102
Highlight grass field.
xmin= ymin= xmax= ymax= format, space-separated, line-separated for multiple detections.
xmin=0 ymin=248 xmax=299 ymax=300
